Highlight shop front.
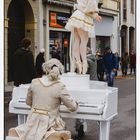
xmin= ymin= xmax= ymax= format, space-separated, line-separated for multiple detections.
xmin=48 ymin=10 xmax=71 ymax=72
xmin=91 ymin=15 xmax=119 ymax=54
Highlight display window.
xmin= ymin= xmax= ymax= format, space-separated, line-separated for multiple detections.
xmin=49 ymin=30 xmax=70 ymax=72
xmin=96 ymin=36 xmax=110 ymax=54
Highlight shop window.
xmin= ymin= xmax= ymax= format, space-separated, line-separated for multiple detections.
xmin=49 ymin=30 xmax=70 ymax=72
xmin=96 ymin=36 xmax=110 ymax=54
xmin=131 ymin=0 xmax=134 ymax=14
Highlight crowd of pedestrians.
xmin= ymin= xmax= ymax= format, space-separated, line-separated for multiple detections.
xmin=12 ymin=37 xmax=136 ymax=88
xmin=95 ymin=47 xmax=136 ymax=86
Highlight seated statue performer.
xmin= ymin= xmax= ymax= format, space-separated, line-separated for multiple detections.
xmin=8 ymin=58 xmax=78 ymax=140
xmin=65 ymin=0 xmax=102 ymax=74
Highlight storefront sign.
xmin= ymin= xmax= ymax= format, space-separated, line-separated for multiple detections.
xmin=49 ymin=11 xmax=70 ymax=28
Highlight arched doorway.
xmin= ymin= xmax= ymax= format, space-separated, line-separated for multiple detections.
xmin=121 ymin=25 xmax=128 ymax=55
xmin=7 ymin=0 xmax=34 ymax=82
xmin=129 ymin=27 xmax=135 ymax=53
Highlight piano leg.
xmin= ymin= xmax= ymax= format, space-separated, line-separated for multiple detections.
xmin=99 ymin=121 xmax=110 ymax=140
xmin=18 ymin=115 xmax=27 ymax=125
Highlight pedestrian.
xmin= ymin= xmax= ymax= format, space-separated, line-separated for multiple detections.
xmin=103 ymin=47 xmax=117 ymax=87
xmin=65 ymin=0 xmax=102 ymax=74
xmin=35 ymin=48 xmax=45 ymax=78
xmin=13 ymin=38 xmax=36 ymax=86
xmin=8 ymin=58 xmax=78 ymax=140
xmin=86 ymin=50 xmax=98 ymax=80
xmin=96 ymin=52 xmax=105 ymax=81
xmin=51 ymin=40 xmax=61 ymax=61
xmin=121 ymin=52 xmax=129 ymax=77
xmin=129 ymin=50 xmax=136 ymax=75
xmin=114 ymin=52 xmax=120 ymax=76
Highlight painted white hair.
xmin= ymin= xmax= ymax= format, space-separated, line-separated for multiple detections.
xmin=42 ymin=58 xmax=64 ymax=81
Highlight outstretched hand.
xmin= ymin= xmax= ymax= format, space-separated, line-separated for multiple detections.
xmin=95 ymin=15 xmax=102 ymax=22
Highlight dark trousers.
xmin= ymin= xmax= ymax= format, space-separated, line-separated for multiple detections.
xmin=106 ymin=71 xmax=115 ymax=87
xmin=130 ymin=65 xmax=136 ymax=74
xmin=97 ymin=72 xmax=104 ymax=81
xmin=121 ymin=66 xmax=128 ymax=76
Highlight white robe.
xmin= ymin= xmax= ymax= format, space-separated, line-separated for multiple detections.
xmin=15 ymin=76 xmax=78 ymax=140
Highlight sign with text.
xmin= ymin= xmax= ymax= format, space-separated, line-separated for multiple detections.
xmin=49 ymin=11 xmax=70 ymax=28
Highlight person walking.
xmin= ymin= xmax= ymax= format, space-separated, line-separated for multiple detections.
xmin=51 ymin=40 xmax=62 ymax=61
xmin=13 ymin=38 xmax=36 ymax=86
xmin=121 ymin=52 xmax=129 ymax=77
xmin=96 ymin=52 xmax=105 ymax=81
xmin=129 ymin=50 xmax=136 ymax=75
xmin=8 ymin=58 xmax=78 ymax=140
xmin=65 ymin=0 xmax=102 ymax=74
xmin=35 ymin=48 xmax=45 ymax=78
xmin=114 ymin=52 xmax=120 ymax=76
xmin=86 ymin=47 xmax=98 ymax=80
xmin=103 ymin=47 xmax=117 ymax=87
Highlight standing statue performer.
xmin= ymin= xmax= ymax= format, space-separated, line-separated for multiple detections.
xmin=65 ymin=0 xmax=102 ymax=74
xmin=8 ymin=58 xmax=78 ymax=140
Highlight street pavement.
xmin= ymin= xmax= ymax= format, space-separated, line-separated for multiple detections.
xmin=4 ymin=75 xmax=136 ymax=140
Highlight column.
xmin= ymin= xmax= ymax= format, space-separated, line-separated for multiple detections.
xmin=38 ymin=1 xmax=44 ymax=53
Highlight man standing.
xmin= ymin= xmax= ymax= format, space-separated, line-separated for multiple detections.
xmin=97 ymin=52 xmax=105 ymax=81
xmin=13 ymin=38 xmax=36 ymax=86
xmin=35 ymin=48 xmax=45 ymax=77
xmin=129 ymin=50 xmax=136 ymax=75
xmin=103 ymin=47 xmax=117 ymax=87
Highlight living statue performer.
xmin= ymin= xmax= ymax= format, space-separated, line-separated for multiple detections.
xmin=65 ymin=0 xmax=102 ymax=74
xmin=8 ymin=58 xmax=78 ymax=140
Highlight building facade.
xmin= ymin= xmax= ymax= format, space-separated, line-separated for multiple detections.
xmin=120 ymin=0 xmax=135 ymax=56
xmin=4 ymin=0 xmax=119 ymax=85
xmin=91 ymin=0 xmax=119 ymax=54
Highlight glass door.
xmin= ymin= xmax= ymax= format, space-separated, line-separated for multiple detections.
xmin=49 ymin=30 xmax=70 ymax=72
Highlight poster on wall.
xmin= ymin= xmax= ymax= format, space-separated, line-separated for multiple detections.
xmin=49 ymin=11 xmax=70 ymax=28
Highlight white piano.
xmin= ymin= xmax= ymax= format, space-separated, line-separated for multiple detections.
xmin=7 ymin=73 xmax=118 ymax=140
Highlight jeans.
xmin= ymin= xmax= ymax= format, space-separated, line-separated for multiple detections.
xmin=106 ymin=71 xmax=115 ymax=87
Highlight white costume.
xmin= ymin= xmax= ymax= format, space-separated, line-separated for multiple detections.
xmin=65 ymin=0 xmax=99 ymax=38
xmin=14 ymin=77 xmax=78 ymax=140
xmin=11 ymin=59 xmax=78 ymax=140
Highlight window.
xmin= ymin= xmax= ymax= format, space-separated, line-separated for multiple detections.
xmin=123 ymin=0 xmax=127 ymax=20
xmin=131 ymin=0 xmax=134 ymax=14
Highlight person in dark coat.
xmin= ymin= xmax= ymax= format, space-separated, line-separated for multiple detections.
xmin=96 ymin=53 xmax=105 ymax=81
xmin=86 ymin=47 xmax=97 ymax=80
xmin=103 ymin=47 xmax=117 ymax=87
xmin=121 ymin=52 xmax=129 ymax=76
xmin=35 ymin=48 xmax=45 ymax=77
xmin=114 ymin=52 xmax=120 ymax=76
xmin=129 ymin=50 xmax=136 ymax=75
xmin=51 ymin=40 xmax=61 ymax=60
xmin=13 ymin=38 xmax=36 ymax=86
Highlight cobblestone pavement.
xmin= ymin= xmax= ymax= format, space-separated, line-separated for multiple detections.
xmin=4 ymin=75 xmax=136 ymax=140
